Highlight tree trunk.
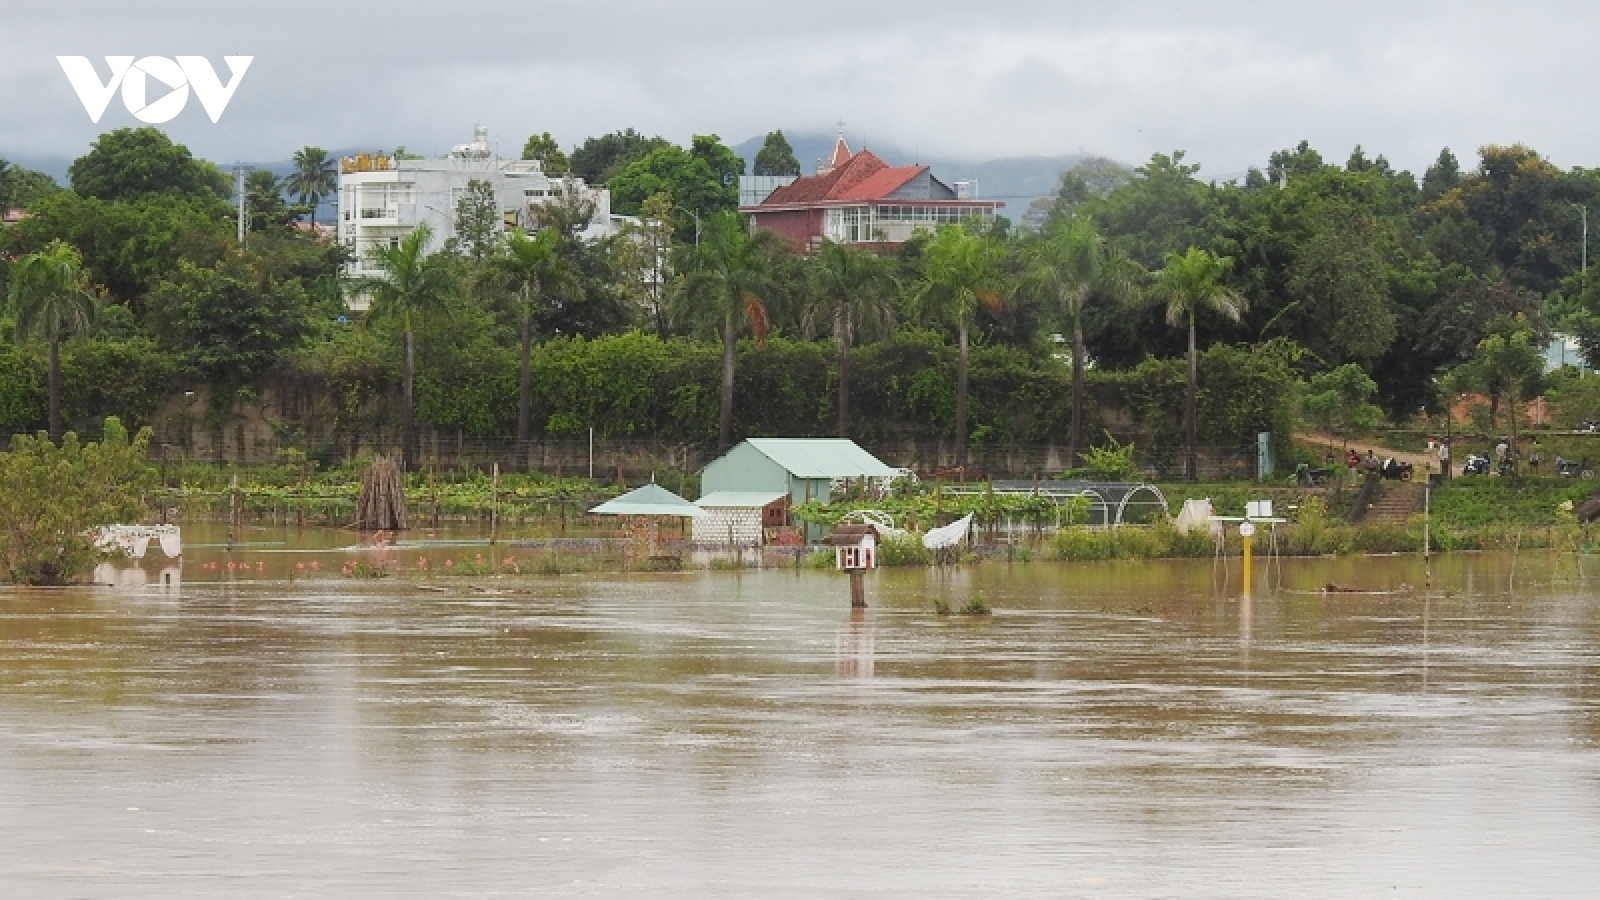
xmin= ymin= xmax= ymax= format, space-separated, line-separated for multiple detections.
xmin=402 ymin=328 xmax=415 ymax=466
xmin=719 ymin=315 xmax=737 ymax=451
xmin=47 ymin=336 xmax=61 ymax=443
xmin=1186 ymin=316 xmax=1198 ymax=483
xmin=836 ymin=305 xmax=850 ymax=437
xmin=517 ymin=309 xmax=533 ymax=443
xmin=1070 ymin=319 xmax=1085 ymax=468
xmin=956 ymin=320 xmax=970 ymax=468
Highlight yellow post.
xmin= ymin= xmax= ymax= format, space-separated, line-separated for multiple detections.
xmin=1240 ymin=521 xmax=1255 ymax=597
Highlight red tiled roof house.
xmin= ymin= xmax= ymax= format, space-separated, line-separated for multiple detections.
xmin=740 ymin=137 xmax=1002 ymax=252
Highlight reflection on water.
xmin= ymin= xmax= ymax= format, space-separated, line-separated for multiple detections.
xmin=3 ymin=539 xmax=1600 ymax=897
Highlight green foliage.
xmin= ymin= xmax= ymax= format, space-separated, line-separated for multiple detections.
xmin=1080 ymin=430 xmax=1136 ymax=480
xmin=450 ymin=179 xmax=500 ymax=260
xmin=1050 ymin=522 xmax=1215 ymax=560
xmin=521 ymin=132 xmax=570 ymax=175
xmin=281 ymin=147 xmax=337 ymax=224
xmin=144 ymin=251 xmax=310 ymax=384
xmin=877 ymin=534 xmax=930 ymax=566
xmin=608 ymin=136 xmax=742 ymax=224
xmin=569 ymin=129 xmax=671 ymax=184
xmin=0 ymin=159 xmax=60 ymax=209
xmin=68 ymin=127 xmax=230 ymax=203
xmin=0 ymin=418 xmax=154 ymax=584
xmin=753 ymin=130 xmax=801 ymax=177
xmin=1303 ymin=363 xmax=1384 ymax=435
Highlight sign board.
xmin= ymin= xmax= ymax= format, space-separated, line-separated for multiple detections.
xmin=1238 ymin=521 xmax=1256 ymax=538
xmin=1245 ymin=500 xmax=1273 ymax=519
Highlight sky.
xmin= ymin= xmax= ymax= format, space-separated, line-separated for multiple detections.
xmin=2 ymin=0 xmax=1598 ymax=179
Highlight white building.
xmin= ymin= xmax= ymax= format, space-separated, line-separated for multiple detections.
xmin=338 ymin=126 xmax=622 ymax=306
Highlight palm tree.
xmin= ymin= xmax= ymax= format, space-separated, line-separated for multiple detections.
xmin=679 ymin=211 xmax=774 ymax=451
xmin=1151 ymin=247 xmax=1246 ymax=481
xmin=806 ymin=240 xmax=895 ymax=437
xmin=353 ymin=225 xmax=452 ymax=464
xmin=282 ymin=146 xmax=337 ymax=227
xmin=484 ymin=229 xmax=577 ymax=443
xmin=9 ymin=240 xmax=98 ymax=442
xmin=1018 ymin=216 xmax=1141 ymax=465
xmin=915 ymin=225 xmax=1006 ymax=468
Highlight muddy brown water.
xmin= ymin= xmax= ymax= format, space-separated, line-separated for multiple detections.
xmin=3 ymin=531 xmax=1599 ymax=897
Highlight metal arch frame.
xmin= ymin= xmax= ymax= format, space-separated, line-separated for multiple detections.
xmin=1113 ymin=484 xmax=1169 ymax=528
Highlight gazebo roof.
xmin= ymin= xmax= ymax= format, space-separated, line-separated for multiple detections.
xmin=589 ymin=483 xmax=705 ymax=517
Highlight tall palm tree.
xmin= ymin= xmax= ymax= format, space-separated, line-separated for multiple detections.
xmin=9 ymin=240 xmax=98 ymax=442
xmin=484 ymin=228 xmax=577 ymax=443
xmin=282 ymin=146 xmax=337 ymax=227
xmin=1152 ymin=247 xmax=1246 ymax=482
xmin=353 ymin=225 xmax=452 ymax=464
xmin=679 ymin=211 xmax=774 ymax=451
xmin=1018 ymin=216 xmax=1141 ymax=465
xmin=806 ymin=240 xmax=895 ymax=437
xmin=915 ymin=225 xmax=1006 ymax=468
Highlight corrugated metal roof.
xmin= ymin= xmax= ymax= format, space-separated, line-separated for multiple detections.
xmin=695 ymin=491 xmax=788 ymax=508
xmin=743 ymin=438 xmax=898 ymax=478
xmin=589 ymin=483 xmax=705 ymax=517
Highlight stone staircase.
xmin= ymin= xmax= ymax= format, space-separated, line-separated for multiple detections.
xmin=1356 ymin=482 xmax=1426 ymax=525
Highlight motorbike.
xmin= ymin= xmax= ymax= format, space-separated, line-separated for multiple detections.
xmin=1556 ymin=457 xmax=1595 ymax=479
xmin=1289 ymin=463 xmax=1331 ymax=486
xmin=1461 ymin=454 xmax=1490 ymax=476
xmin=1379 ymin=457 xmax=1413 ymax=481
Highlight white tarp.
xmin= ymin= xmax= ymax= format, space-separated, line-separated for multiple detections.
xmin=922 ymin=513 xmax=974 ymax=550
xmin=1174 ymin=498 xmax=1217 ymax=534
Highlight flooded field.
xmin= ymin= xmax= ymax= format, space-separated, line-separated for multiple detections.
xmin=2 ymin=531 xmax=1598 ymax=897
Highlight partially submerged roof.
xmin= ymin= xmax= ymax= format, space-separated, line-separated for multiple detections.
xmin=743 ymin=438 xmax=898 ymax=479
xmin=589 ymin=483 xmax=705 ymax=517
xmin=695 ymin=491 xmax=787 ymax=508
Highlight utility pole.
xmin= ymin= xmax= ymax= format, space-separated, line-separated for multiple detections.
xmin=236 ymin=165 xmax=248 ymax=246
xmin=1580 ymin=204 xmax=1588 ymax=283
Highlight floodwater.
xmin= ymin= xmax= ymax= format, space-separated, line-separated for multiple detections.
xmin=3 ymin=534 xmax=1599 ymax=898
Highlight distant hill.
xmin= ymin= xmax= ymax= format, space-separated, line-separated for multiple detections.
xmin=732 ymin=130 xmax=1091 ymax=222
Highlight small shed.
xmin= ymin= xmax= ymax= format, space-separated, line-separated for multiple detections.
xmin=589 ymin=483 xmax=706 ymax=518
xmin=692 ymin=491 xmax=788 ymax=547
xmin=821 ymin=524 xmax=878 ymax=570
xmin=701 ymin=438 xmax=898 ymax=508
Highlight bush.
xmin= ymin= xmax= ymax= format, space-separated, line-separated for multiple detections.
xmin=877 ymin=534 xmax=930 ymax=566
xmin=0 ymin=418 xmax=154 ymax=584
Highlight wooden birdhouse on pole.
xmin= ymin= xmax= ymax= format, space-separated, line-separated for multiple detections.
xmin=822 ymin=524 xmax=879 ymax=608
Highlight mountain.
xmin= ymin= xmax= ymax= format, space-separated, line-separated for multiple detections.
xmin=732 ymin=130 xmax=1089 ymax=221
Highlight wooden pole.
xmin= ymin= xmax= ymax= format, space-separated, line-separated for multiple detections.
xmin=491 ymin=462 xmax=500 ymax=546
xmin=227 ymin=474 xmax=238 ymax=552
xmin=849 ymin=569 xmax=866 ymax=608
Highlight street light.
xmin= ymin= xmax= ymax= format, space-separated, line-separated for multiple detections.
xmin=671 ymin=204 xmax=701 ymax=248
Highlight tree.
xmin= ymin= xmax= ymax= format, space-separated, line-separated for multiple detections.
xmin=9 ymin=240 xmax=98 ymax=441
xmin=1452 ymin=315 xmax=1545 ymax=472
xmin=0 ymin=417 xmax=153 ymax=584
xmin=608 ymin=137 xmax=741 ymax=228
xmin=245 ymin=169 xmax=295 ymax=232
xmin=1302 ymin=364 xmax=1384 ymax=441
xmin=1151 ymin=247 xmax=1246 ymax=481
xmin=914 ymin=225 xmax=1006 ymax=466
xmin=1018 ymin=216 xmax=1141 ymax=464
xmin=143 ymin=251 xmax=311 ymax=386
xmin=68 ymin=127 xmax=230 ymax=202
xmin=613 ymin=192 xmax=676 ymax=339
xmin=354 ymin=224 xmax=453 ymax=462
xmin=484 ymin=229 xmax=577 ymax=442
xmin=806 ymin=240 xmax=896 ymax=436
xmin=569 ymin=129 xmax=671 ymax=183
xmin=1280 ymin=204 xmax=1395 ymax=366
xmin=521 ymin=132 xmax=570 ymax=175
xmin=753 ymin=130 xmax=801 ymax=177
xmin=451 ymin=178 xmax=500 ymax=260
xmin=0 ymin=159 xmax=59 ymax=210
xmin=281 ymin=146 xmax=337 ymax=226
xmin=678 ymin=211 xmax=773 ymax=450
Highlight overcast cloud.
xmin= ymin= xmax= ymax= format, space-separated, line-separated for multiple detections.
xmin=2 ymin=0 xmax=1596 ymax=176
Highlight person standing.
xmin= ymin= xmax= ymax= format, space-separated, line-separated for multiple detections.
xmin=1438 ymin=441 xmax=1451 ymax=480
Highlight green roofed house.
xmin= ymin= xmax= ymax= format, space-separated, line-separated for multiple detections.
xmin=693 ymin=438 xmax=898 ymax=546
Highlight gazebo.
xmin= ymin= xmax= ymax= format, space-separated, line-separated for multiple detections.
xmin=589 ymin=483 xmax=704 ymax=562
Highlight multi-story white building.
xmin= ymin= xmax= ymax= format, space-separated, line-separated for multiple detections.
xmin=338 ymin=126 xmax=619 ymax=305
